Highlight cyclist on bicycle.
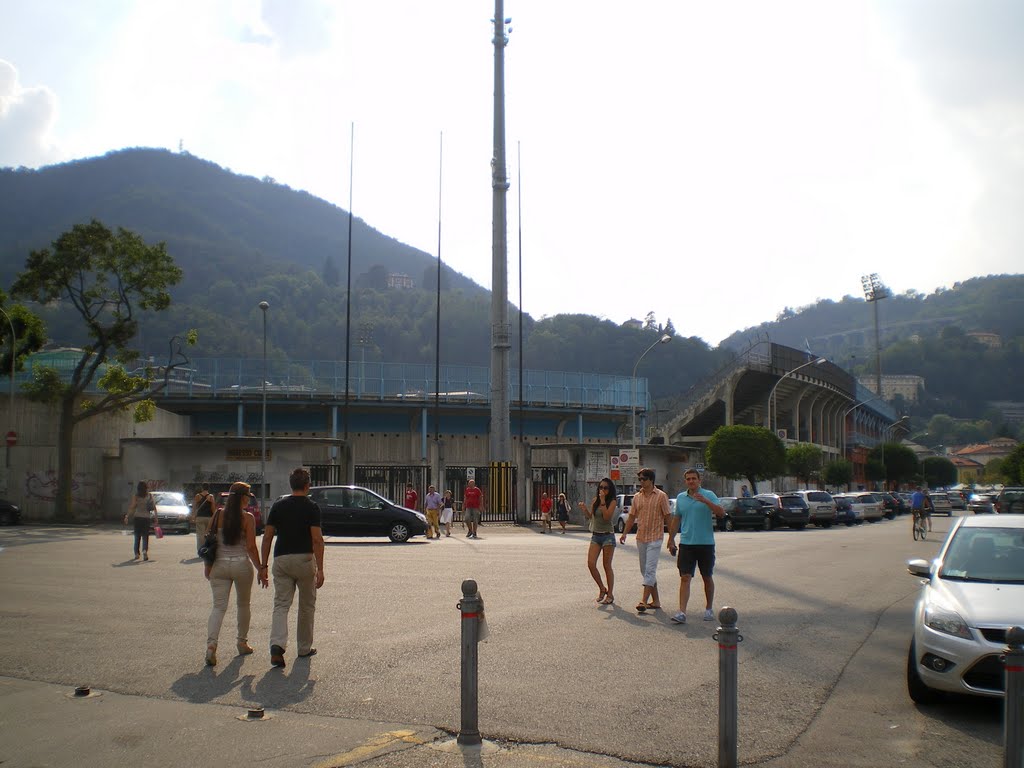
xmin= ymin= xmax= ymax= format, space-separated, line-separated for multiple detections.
xmin=910 ymin=485 xmax=932 ymax=533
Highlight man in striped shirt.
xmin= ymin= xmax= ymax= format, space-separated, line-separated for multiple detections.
xmin=619 ymin=467 xmax=671 ymax=612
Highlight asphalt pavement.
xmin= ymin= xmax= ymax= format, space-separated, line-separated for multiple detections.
xmin=0 ymin=517 xmax=1007 ymax=768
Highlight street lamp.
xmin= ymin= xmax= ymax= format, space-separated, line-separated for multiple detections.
xmin=861 ymin=273 xmax=889 ymax=400
xmin=841 ymin=395 xmax=881 ymax=457
xmin=0 ymin=307 xmax=14 ymax=468
xmin=769 ymin=357 xmax=827 ymax=436
xmin=632 ymin=334 xmax=671 ymax=449
xmin=259 ymin=301 xmax=269 ymax=518
xmin=878 ymin=415 xmax=910 ymax=490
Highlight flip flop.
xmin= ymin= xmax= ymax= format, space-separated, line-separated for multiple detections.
xmin=601 ymin=595 xmax=614 ymax=605
xmin=635 ymin=603 xmax=648 ymax=612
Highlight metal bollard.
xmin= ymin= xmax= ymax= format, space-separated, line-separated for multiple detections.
xmin=713 ymin=607 xmax=741 ymax=768
xmin=457 ymin=579 xmax=483 ymax=746
xmin=1006 ymin=626 xmax=1024 ymax=768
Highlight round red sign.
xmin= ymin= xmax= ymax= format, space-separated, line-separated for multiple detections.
xmin=5 ymin=430 xmax=16 ymax=447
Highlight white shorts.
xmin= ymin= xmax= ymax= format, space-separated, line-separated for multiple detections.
xmin=637 ymin=540 xmax=662 ymax=587
xmin=440 ymin=508 xmax=454 ymax=524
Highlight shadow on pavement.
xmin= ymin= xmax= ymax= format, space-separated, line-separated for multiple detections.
xmin=171 ymin=656 xmax=254 ymax=703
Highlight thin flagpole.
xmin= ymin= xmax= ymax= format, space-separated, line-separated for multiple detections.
xmin=517 ymin=141 xmax=523 ymax=447
xmin=435 ymin=132 xmax=443 ymax=445
xmin=344 ymin=122 xmax=354 ymax=443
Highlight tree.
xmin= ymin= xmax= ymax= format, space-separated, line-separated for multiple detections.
xmin=922 ymin=456 xmax=957 ymax=488
xmin=823 ymin=459 xmax=853 ymax=490
xmin=867 ymin=442 xmax=920 ymax=490
xmin=705 ymin=425 xmax=786 ymax=494
xmin=0 ymin=290 xmax=47 ymax=375
xmin=786 ymin=443 xmax=823 ymax=486
xmin=1002 ymin=443 xmax=1024 ymax=485
xmin=12 ymin=220 xmax=195 ymax=520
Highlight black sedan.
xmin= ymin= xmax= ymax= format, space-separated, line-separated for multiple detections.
xmin=0 ymin=499 xmax=21 ymax=525
xmin=306 ymin=485 xmax=428 ymax=542
xmin=717 ymin=497 xmax=772 ymax=531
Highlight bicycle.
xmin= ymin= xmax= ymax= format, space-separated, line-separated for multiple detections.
xmin=912 ymin=508 xmax=927 ymax=541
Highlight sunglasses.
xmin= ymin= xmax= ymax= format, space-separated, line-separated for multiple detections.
xmin=598 ymin=484 xmax=611 ymax=490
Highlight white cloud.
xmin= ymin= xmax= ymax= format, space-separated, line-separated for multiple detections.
xmin=0 ymin=60 xmax=62 ymax=168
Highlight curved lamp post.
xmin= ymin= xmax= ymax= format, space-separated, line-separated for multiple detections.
xmin=0 ymin=307 xmax=14 ymax=468
xmin=878 ymin=415 xmax=910 ymax=491
xmin=841 ymin=395 xmax=881 ymax=458
xmin=769 ymin=357 xmax=826 ymax=437
xmin=259 ymin=301 xmax=269 ymax=516
xmin=632 ymin=334 xmax=671 ymax=449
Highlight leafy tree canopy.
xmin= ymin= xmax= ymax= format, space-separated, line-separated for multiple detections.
xmin=867 ymin=442 xmax=920 ymax=487
xmin=786 ymin=443 xmax=823 ymax=486
xmin=922 ymin=456 xmax=957 ymax=488
xmin=823 ymin=459 xmax=853 ymax=490
xmin=705 ymin=425 xmax=786 ymax=494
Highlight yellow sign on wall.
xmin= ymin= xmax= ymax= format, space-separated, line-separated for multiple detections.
xmin=226 ymin=448 xmax=271 ymax=461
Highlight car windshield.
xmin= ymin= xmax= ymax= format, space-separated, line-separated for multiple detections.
xmin=939 ymin=527 xmax=1024 ymax=584
xmin=152 ymin=492 xmax=186 ymax=506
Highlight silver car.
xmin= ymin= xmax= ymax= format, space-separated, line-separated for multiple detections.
xmin=906 ymin=515 xmax=1024 ymax=703
xmin=152 ymin=491 xmax=191 ymax=534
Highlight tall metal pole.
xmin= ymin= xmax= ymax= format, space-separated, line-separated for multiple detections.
xmin=873 ymin=298 xmax=882 ymax=400
xmin=517 ymin=141 xmax=523 ymax=449
xmin=344 ymin=123 xmax=355 ymax=443
xmin=489 ymin=0 xmax=512 ymax=466
xmin=631 ymin=334 xmax=671 ymax=449
xmin=259 ymin=301 xmax=269 ymax=515
xmin=0 ymin=307 xmax=14 ymax=469
xmin=435 ymin=131 xmax=444 ymax=488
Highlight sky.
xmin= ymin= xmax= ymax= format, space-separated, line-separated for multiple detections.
xmin=1 ymin=1 xmax=1022 ymax=346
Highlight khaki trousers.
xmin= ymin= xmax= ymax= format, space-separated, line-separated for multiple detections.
xmin=270 ymin=553 xmax=317 ymax=654
xmin=426 ymin=509 xmax=440 ymax=537
xmin=207 ymin=556 xmax=254 ymax=646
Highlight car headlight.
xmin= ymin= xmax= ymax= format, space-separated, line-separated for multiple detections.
xmin=924 ymin=604 xmax=972 ymax=639
xmin=415 ymin=512 xmax=427 ymax=522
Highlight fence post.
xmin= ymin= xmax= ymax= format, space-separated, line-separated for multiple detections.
xmin=714 ymin=606 xmax=740 ymax=768
xmin=457 ymin=579 xmax=482 ymax=746
xmin=1006 ymin=626 xmax=1024 ymax=768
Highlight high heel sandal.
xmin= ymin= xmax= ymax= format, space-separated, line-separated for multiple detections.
xmin=237 ymin=641 xmax=254 ymax=656
xmin=205 ymin=644 xmax=217 ymax=667
xmin=601 ymin=594 xmax=614 ymax=605
xmin=595 ymin=589 xmax=608 ymax=603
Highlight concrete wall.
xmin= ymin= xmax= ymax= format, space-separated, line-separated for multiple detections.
xmin=0 ymin=396 xmax=190 ymax=521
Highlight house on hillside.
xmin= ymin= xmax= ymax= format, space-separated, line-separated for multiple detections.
xmin=387 ymin=272 xmax=414 ymax=290
xmin=966 ymin=330 xmax=1001 ymax=349
xmin=949 ymin=455 xmax=984 ymax=485
xmin=950 ymin=438 xmax=1019 ymax=468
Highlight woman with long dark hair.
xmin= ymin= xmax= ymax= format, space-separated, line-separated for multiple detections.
xmin=124 ymin=481 xmax=157 ymax=561
xmin=204 ymin=481 xmax=263 ymax=666
xmin=578 ymin=478 xmax=618 ymax=605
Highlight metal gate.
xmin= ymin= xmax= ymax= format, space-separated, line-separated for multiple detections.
xmin=355 ymin=465 xmax=429 ymax=506
xmin=529 ymin=466 xmax=569 ymax=522
xmin=445 ymin=465 xmax=517 ymax=523
xmin=308 ymin=464 xmax=343 ymax=487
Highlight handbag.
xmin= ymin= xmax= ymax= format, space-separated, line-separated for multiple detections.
xmin=153 ymin=525 xmax=164 ymax=539
xmin=198 ymin=510 xmax=220 ymax=565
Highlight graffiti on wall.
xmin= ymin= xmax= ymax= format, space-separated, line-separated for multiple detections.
xmin=25 ymin=470 xmax=101 ymax=509
xmin=191 ymin=469 xmax=264 ymax=484
xmin=143 ymin=479 xmax=169 ymax=491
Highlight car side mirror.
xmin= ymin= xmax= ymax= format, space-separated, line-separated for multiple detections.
xmin=906 ymin=558 xmax=931 ymax=578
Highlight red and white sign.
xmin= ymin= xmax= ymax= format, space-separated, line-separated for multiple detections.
xmin=5 ymin=430 xmax=16 ymax=447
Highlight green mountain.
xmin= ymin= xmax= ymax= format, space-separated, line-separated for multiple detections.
xmin=0 ymin=148 xmax=727 ymax=397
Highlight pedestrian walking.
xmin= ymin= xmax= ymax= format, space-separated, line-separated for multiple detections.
xmin=404 ymin=482 xmax=418 ymax=512
xmin=463 ymin=479 xmax=484 ymax=539
xmin=124 ymin=481 xmax=157 ymax=561
xmin=260 ymin=467 xmax=325 ymax=669
xmin=667 ymin=468 xmax=724 ymax=624
xmin=555 ymin=492 xmax=571 ymax=533
xmin=440 ymin=490 xmax=455 ymax=537
xmin=619 ymin=468 xmax=670 ymax=612
xmin=579 ymin=478 xmax=618 ymax=605
xmin=424 ymin=484 xmax=442 ymax=539
xmin=204 ymin=481 xmax=263 ymax=666
xmin=539 ymin=492 xmax=553 ymax=533
xmin=740 ymin=485 xmax=751 ymax=498
xmin=192 ymin=483 xmax=216 ymax=556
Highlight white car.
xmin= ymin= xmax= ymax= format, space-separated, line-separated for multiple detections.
xmin=906 ymin=515 xmax=1024 ymax=704
xmin=834 ymin=493 xmax=883 ymax=523
xmin=151 ymin=491 xmax=191 ymax=534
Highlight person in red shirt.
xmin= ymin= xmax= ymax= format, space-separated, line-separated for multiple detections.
xmin=539 ymin=492 xmax=553 ymax=533
xmin=463 ymin=479 xmax=484 ymax=539
xmin=404 ymin=483 xmax=418 ymax=511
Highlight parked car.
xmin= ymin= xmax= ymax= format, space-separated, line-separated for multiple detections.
xmin=873 ymin=492 xmax=898 ymax=520
xmin=613 ymin=493 xmax=635 ymax=533
xmin=905 ymin=514 xmax=1024 ymax=704
xmin=834 ymin=493 xmax=883 ymax=522
xmin=151 ymin=491 xmax=191 ymax=534
xmin=947 ymin=490 xmax=968 ymax=511
xmin=884 ymin=491 xmax=909 ymax=516
xmin=928 ymin=492 xmax=954 ymax=516
xmin=995 ymin=487 xmax=1024 ymax=515
xmin=968 ymin=492 xmax=998 ymax=515
xmin=0 ymin=498 xmax=22 ymax=525
xmin=218 ymin=491 xmax=264 ymax=534
xmin=307 ymin=485 xmax=428 ymax=542
xmin=834 ymin=495 xmax=861 ymax=526
xmin=716 ymin=496 xmax=772 ymax=531
xmin=786 ymin=490 xmax=837 ymax=528
xmin=754 ymin=493 xmax=810 ymax=530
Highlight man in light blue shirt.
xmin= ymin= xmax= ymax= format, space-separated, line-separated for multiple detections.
xmin=667 ymin=468 xmax=724 ymax=625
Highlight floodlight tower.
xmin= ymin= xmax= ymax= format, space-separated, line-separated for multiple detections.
xmin=861 ymin=273 xmax=890 ymax=402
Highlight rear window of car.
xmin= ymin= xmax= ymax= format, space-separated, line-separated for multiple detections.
xmin=780 ymin=495 xmax=806 ymax=507
xmin=804 ymin=492 xmax=832 ymax=502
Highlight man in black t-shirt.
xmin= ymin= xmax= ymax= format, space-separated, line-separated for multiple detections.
xmin=260 ymin=467 xmax=324 ymax=668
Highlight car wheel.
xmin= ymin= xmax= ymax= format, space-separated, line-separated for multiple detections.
xmin=906 ymin=642 xmax=941 ymax=705
xmin=820 ymin=522 xmax=832 ymax=529
xmin=763 ymin=516 xmax=773 ymax=531
xmin=388 ymin=522 xmax=411 ymax=543
xmin=791 ymin=523 xmax=807 ymax=531
xmin=0 ymin=510 xmax=11 ymax=525
xmin=725 ymin=519 xmax=735 ymax=532
xmin=845 ymin=521 xmax=854 ymax=527
xmin=614 ymin=519 xmax=625 ymax=534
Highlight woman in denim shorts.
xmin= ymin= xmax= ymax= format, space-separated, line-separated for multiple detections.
xmin=579 ymin=477 xmax=618 ymax=605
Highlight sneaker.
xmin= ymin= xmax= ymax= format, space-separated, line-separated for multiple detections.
xmin=704 ymin=609 xmax=715 ymax=621
xmin=670 ymin=612 xmax=687 ymax=625
xmin=270 ymin=645 xmax=286 ymax=668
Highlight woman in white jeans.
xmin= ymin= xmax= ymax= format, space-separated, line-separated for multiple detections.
xmin=204 ymin=481 xmax=263 ymax=666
